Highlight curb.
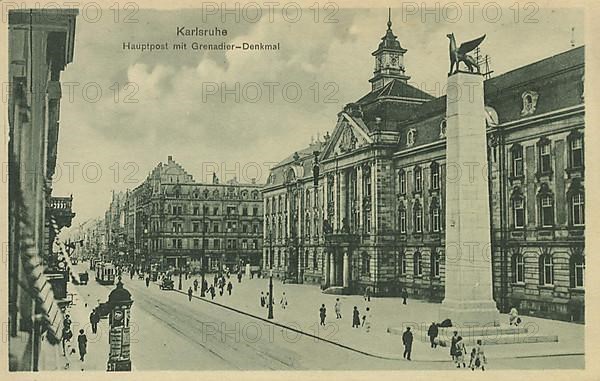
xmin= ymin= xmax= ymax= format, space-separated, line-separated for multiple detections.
xmin=163 ymin=284 xmax=584 ymax=363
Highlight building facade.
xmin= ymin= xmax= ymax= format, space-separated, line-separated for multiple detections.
xmin=262 ymin=16 xmax=584 ymax=322
xmin=99 ymin=156 xmax=264 ymax=272
xmin=8 ymin=9 xmax=78 ymax=370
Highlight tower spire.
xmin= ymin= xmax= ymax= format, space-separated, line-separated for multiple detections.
xmin=387 ymin=8 xmax=392 ymax=30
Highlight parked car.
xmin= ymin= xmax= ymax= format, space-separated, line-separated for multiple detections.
xmin=160 ymin=278 xmax=174 ymax=290
xmin=79 ymin=272 xmax=89 ymax=285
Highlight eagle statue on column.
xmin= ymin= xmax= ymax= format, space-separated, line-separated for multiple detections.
xmin=447 ymin=33 xmax=486 ymax=75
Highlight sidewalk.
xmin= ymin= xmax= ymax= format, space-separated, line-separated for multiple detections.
xmin=57 ymin=286 xmax=109 ymax=371
xmin=174 ymin=273 xmax=584 ymax=363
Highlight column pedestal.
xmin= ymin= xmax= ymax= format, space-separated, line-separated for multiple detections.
xmin=329 ymin=253 xmax=336 ymax=287
xmin=342 ymin=252 xmax=349 ymax=288
xmin=439 ymin=72 xmax=500 ymax=327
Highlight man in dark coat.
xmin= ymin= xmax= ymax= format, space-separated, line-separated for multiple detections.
xmin=427 ymin=322 xmax=439 ymax=348
xmin=227 ymin=281 xmax=233 ymax=295
xmin=402 ymin=327 xmax=413 ymax=360
xmin=401 ymin=288 xmax=408 ymax=305
xmin=89 ymin=309 xmax=99 ymax=334
xmin=145 ymin=276 xmax=150 ymax=287
xmin=77 ymin=329 xmax=87 ymax=361
xmin=238 ymin=271 xmax=243 ymax=283
xmin=193 ymin=279 xmax=199 ymax=292
xmin=352 ymin=306 xmax=361 ymax=328
xmin=188 ymin=286 xmax=193 ymax=301
xmin=319 ymin=304 xmax=327 ymax=326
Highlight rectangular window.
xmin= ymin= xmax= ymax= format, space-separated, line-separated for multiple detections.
xmin=515 ymin=256 xmax=524 ymax=283
xmin=432 ymin=207 xmax=440 ymax=232
xmin=540 ymin=143 xmax=552 ymax=173
xmin=213 ymin=207 xmax=219 ymax=215
xmin=432 ymin=255 xmax=440 ymax=278
xmin=400 ymin=255 xmax=407 ymax=275
xmin=513 ymin=148 xmax=523 ymax=177
xmin=242 ymin=224 xmax=248 ymax=233
xmin=571 ymin=137 xmax=583 ymax=168
xmin=213 ymin=239 xmax=220 ymax=249
xmin=227 ymin=206 xmax=237 ymax=215
xmin=431 ymin=166 xmax=440 ymax=190
xmin=541 ymin=196 xmax=553 ymax=227
xmin=253 ymin=207 xmax=259 ymax=216
xmin=575 ymin=261 xmax=584 ymax=288
xmin=193 ymin=223 xmax=200 ymax=233
xmin=241 ymin=240 xmax=248 ymax=249
xmin=415 ymin=169 xmax=422 ymax=192
xmin=415 ymin=209 xmax=423 ymax=233
xmin=514 ymin=198 xmax=525 ymax=229
xmin=242 ymin=207 xmax=248 ymax=216
xmin=572 ymin=194 xmax=584 ymax=226
xmin=543 ymin=257 xmax=553 ymax=285
xmin=252 ymin=239 xmax=258 ymax=249
xmin=193 ymin=207 xmax=200 ymax=215
xmin=202 ymin=238 xmax=209 ymax=248
xmin=193 ymin=239 xmax=200 ymax=249
xmin=399 ymin=170 xmax=406 ymax=195
xmin=213 ymin=223 xmax=219 ymax=233
xmin=399 ymin=209 xmax=407 ymax=233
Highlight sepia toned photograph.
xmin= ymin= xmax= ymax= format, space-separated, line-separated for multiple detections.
xmin=3 ymin=0 xmax=593 ymax=375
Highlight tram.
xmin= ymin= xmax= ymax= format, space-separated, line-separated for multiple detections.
xmin=95 ymin=262 xmax=116 ymax=285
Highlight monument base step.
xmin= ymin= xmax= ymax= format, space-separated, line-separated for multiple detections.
xmin=387 ymin=325 xmax=558 ymax=346
xmin=322 ymin=286 xmax=346 ymax=295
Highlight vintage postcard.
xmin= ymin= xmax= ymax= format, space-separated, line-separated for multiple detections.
xmin=2 ymin=0 xmax=597 ymax=378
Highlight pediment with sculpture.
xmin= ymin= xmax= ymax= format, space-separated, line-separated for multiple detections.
xmin=322 ymin=114 xmax=372 ymax=160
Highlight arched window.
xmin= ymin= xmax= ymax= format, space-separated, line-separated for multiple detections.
xmin=407 ymin=128 xmax=416 ymax=147
xmin=570 ymin=254 xmax=585 ymax=288
xmin=539 ymin=254 xmax=553 ymax=285
xmin=413 ymin=251 xmax=423 ymax=276
xmin=537 ymin=137 xmax=552 ymax=174
xmin=361 ymin=252 xmax=370 ymax=275
xmin=430 ymin=251 xmax=440 ymax=278
xmin=439 ymin=119 xmax=447 ymax=138
xmin=511 ymin=254 xmax=525 ymax=283
xmin=313 ymin=249 xmax=318 ymax=270
xmin=277 ymin=249 xmax=281 ymax=267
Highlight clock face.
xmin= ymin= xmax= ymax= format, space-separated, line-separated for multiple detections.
xmin=391 ymin=54 xmax=399 ymax=66
xmin=114 ymin=310 xmax=124 ymax=320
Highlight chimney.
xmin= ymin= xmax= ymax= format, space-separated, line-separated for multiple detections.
xmin=167 ymin=155 xmax=173 ymax=162
xmin=251 ymin=178 xmax=256 ymax=184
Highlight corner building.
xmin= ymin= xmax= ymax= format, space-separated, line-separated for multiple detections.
xmin=262 ymin=16 xmax=585 ymax=322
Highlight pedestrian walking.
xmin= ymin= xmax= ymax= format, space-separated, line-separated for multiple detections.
xmin=227 ymin=281 xmax=233 ymax=295
xmin=352 ymin=306 xmax=361 ymax=328
xmin=280 ymin=292 xmax=288 ymax=309
xmin=193 ymin=279 xmax=199 ymax=292
xmin=145 ymin=276 xmax=150 ymax=287
xmin=188 ymin=286 xmax=193 ymax=301
xmin=449 ymin=330 xmax=459 ymax=362
xmin=61 ymin=325 xmax=73 ymax=356
xmin=237 ymin=271 xmax=243 ymax=283
xmin=468 ymin=348 xmax=477 ymax=370
xmin=63 ymin=314 xmax=72 ymax=330
xmin=364 ymin=286 xmax=371 ymax=302
xmin=319 ymin=304 xmax=327 ymax=326
xmin=401 ymin=288 xmax=408 ymax=305
xmin=77 ymin=329 xmax=87 ymax=362
xmin=260 ymin=292 xmax=266 ymax=307
xmin=427 ymin=322 xmax=439 ymax=348
xmin=473 ymin=339 xmax=487 ymax=371
xmin=402 ymin=327 xmax=413 ymax=360
xmin=202 ymin=279 xmax=208 ymax=296
xmin=454 ymin=336 xmax=467 ymax=368
xmin=63 ymin=341 xmax=76 ymax=369
xmin=209 ymin=285 xmax=215 ymax=300
xmin=362 ymin=307 xmax=372 ymax=333
xmin=219 ymin=283 xmax=224 ymax=296
xmin=334 ymin=298 xmax=342 ymax=319
xmin=213 ymin=274 xmax=218 ymax=287
xmin=89 ymin=309 xmax=99 ymax=334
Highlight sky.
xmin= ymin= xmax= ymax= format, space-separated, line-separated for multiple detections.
xmin=52 ymin=5 xmax=584 ymax=229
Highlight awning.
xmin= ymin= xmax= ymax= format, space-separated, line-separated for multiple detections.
xmin=19 ymin=230 xmax=64 ymax=345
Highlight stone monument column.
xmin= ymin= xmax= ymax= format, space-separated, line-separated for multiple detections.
xmin=342 ymin=251 xmax=350 ymax=288
xmin=439 ymin=72 xmax=500 ymax=327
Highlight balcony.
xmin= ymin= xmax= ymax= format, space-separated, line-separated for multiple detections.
xmin=50 ymin=195 xmax=76 ymax=229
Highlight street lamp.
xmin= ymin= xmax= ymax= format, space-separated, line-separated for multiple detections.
xmin=200 ymin=208 xmax=207 ymax=297
xmin=268 ymin=269 xmax=274 ymax=319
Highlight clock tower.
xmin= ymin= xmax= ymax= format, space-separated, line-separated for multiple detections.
xmin=369 ymin=9 xmax=409 ymax=91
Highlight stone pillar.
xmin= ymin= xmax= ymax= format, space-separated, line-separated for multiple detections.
xmin=439 ymin=72 xmax=500 ymax=327
xmin=329 ymin=252 xmax=336 ymax=286
xmin=324 ymin=252 xmax=330 ymax=287
xmin=343 ymin=252 xmax=349 ymax=288
xmin=357 ymin=165 xmax=363 ymax=232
